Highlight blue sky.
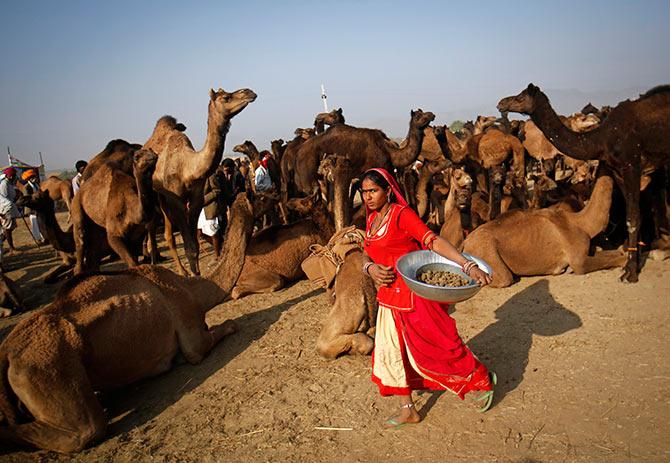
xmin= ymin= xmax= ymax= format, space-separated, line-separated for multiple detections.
xmin=1 ymin=0 xmax=668 ymax=170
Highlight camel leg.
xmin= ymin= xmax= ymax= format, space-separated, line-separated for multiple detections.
xmin=317 ymin=329 xmax=374 ymax=359
xmin=465 ymin=237 xmax=514 ymax=287
xmin=71 ymin=195 xmax=87 ymax=275
xmin=620 ymin=163 xmax=642 ymax=282
xmin=1 ymin=354 xmax=106 ymax=453
xmin=231 ymin=265 xmax=283 ymax=299
xmin=43 ymin=262 xmax=73 ymax=284
xmin=175 ymin=318 xmax=238 ymax=365
xmin=569 ymin=250 xmax=628 ymax=275
xmin=162 ymin=211 xmax=188 ymax=276
xmin=106 ymin=235 xmax=138 ymax=269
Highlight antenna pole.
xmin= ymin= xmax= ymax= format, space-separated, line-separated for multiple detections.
xmin=321 ymin=84 xmax=328 ymax=112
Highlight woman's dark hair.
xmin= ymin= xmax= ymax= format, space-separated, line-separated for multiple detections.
xmin=361 ymin=169 xmax=396 ymax=203
xmin=362 ymin=170 xmax=390 ymax=189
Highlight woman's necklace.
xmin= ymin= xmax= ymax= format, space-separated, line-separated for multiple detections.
xmin=370 ymin=203 xmax=392 ymax=236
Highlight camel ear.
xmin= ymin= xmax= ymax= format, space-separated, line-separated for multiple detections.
xmin=411 ymin=110 xmax=416 ymax=117
xmin=527 ymin=83 xmax=539 ymax=94
xmin=210 ymin=88 xmax=216 ymax=99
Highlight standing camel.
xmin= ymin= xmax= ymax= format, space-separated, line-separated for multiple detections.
xmin=0 ymin=195 xmax=253 ymax=453
xmin=143 ymin=87 xmax=257 ymax=276
xmin=280 ymin=127 xmax=316 ymax=202
xmin=498 ymin=83 xmax=670 ymax=282
xmin=72 ymin=149 xmax=158 ymax=274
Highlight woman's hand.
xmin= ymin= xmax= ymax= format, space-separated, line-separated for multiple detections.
xmin=470 ymin=267 xmax=492 ymax=286
xmin=368 ymin=263 xmax=396 ymax=286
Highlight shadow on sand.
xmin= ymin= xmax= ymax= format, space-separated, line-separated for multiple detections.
xmin=419 ymin=279 xmax=582 ymax=416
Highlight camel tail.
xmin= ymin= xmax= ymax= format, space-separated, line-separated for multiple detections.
xmin=0 ymin=353 xmax=20 ymax=425
xmin=570 ymin=174 xmax=614 ymax=238
xmin=208 ymin=193 xmax=254 ymax=295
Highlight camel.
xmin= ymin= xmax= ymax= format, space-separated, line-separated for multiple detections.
xmin=314 ymin=108 xmax=346 ymax=134
xmin=280 ymin=127 xmax=316 ymax=201
xmin=316 ymin=250 xmax=377 ymax=359
xmin=498 ymin=83 xmax=670 ymax=282
xmin=317 ymin=154 xmax=353 ymax=231
xmin=0 ymin=273 xmax=24 ymax=318
xmin=40 ymin=176 xmax=73 ymax=214
xmin=434 ymin=124 xmax=526 ymax=220
xmin=81 ymin=139 xmax=144 ymax=182
xmin=230 ymin=192 xmax=335 ymax=299
xmin=0 ymin=194 xmax=253 ymax=453
xmin=72 ymin=149 xmax=158 ymax=274
xmin=16 ymin=191 xmax=80 ymax=283
xmin=291 ymin=109 xmax=436 ymax=197
xmin=270 ymin=138 xmax=286 ymax=162
xmin=438 ymin=166 xmax=473 ymax=250
xmin=463 ymin=172 xmax=626 ymax=287
xmin=143 ymin=88 xmax=257 ymax=276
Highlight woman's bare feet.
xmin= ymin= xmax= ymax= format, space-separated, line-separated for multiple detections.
xmin=384 ymin=402 xmax=421 ymax=429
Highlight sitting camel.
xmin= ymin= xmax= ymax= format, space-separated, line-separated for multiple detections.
xmin=72 ymin=149 xmax=158 ymax=274
xmin=317 ymin=250 xmax=377 ymax=359
xmin=231 ymin=192 xmax=335 ymax=299
xmin=462 ymin=171 xmax=626 ymax=287
xmin=0 ymin=195 xmax=254 ymax=453
xmin=40 ymin=176 xmax=74 ymax=215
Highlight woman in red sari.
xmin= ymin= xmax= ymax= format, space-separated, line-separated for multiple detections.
xmin=361 ymin=168 xmax=494 ymax=428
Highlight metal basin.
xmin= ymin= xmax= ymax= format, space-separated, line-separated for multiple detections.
xmin=396 ymin=250 xmax=492 ymax=304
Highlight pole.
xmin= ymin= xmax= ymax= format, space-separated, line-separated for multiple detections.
xmin=39 ymin=151 xmax=44 ymax=167
xmin=7 ymin=146 xmax=11 ymax=167
xmin=21 ymin=215 xmax=41 ymax=247
xmin=321 ymin=84 xmax=328 ymax=112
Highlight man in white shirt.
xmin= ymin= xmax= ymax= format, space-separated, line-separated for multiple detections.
xmin=72 ymin=160 xmax=87 ymax=194
xmin=254 ymin=157 xmax=272 ymax=193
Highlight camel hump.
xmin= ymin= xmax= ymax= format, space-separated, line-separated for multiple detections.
xmin=639 ymin=85 xmax=670 ymax=99
xmin=154 ymin=115 xmax=184 ymax=131
xmin=103 ymin=139 xmax=136 ymax=152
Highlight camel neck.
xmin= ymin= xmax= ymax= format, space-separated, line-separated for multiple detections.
xmin=191 ymin=111 xmax=231 ymax=181
xmin=569 ymin=174 xmax=614 ymax=238
xmin=37 ymin=206 xmax=74 ymax=252
xmin=531 ymin=94 xmax=603 ymax=161
xmin=202 ymin=197 xmax=254 ymax=302
xmin=444 ymin=129 xmax=467 ymax=163
xmin=390 ymin=123 xmax=425 ymax=169
xmin=134 ymin=168 xmax=156 ymax=223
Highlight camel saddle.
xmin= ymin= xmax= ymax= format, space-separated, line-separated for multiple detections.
xmin=301 ymin=226 xmax=365 ymax=289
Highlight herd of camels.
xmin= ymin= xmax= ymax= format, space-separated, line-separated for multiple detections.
xmin=0 ymin=83 xmax=668 ymax=453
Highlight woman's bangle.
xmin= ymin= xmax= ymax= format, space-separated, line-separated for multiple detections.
xmin=362 ymin=262 xmax=374 ymax=276
xmin=461 ymin=260 xmax=478 ymax=276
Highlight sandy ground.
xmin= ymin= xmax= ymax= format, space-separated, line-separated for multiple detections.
xmin=1 ymin=212 xmax=669 ymax=462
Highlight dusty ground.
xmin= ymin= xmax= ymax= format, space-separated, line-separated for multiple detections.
xmin=1 ymin=212 xmax=669 ymax=462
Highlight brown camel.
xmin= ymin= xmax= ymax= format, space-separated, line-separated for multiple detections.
xmin=270 ymin=138 xmax=286 ymax=162
xmin=15 ymin=191 xmax=82 ymax=283
xmin=40 ymin=176 xmax=73 ymax=214
xmin=0 ymin=273 xmax=24 ymax=318
xmin=72 ymin=149 xmax=158 ymax=274
xmin=231 ymin=192 xmax=335 ymax=299
xmin=314 ymin=108 xmax=346 ymax=134
xmin=0 ymin=195 xmax=253 ymax=453
xmin=498 ymin=83 xmax=670 ymax=282
xmin=292 ymin=109 xmax=436 ymax=197
xmin=439 ymin=166 xmax=473 ymax=250
xmin=463 ymin=172 xmax=626 ymax=287
xmin=280 ymin=127 xmax=316 ymax=201
xmin=316 ymin=250 xmax=377 ymax=359
xmin=143 ymin=88 xmax=257 ymax=276
xmin=81 ymin=139 xmax=144 ymax=182
xmin=317 ymin=154 xmax=353 ymax=231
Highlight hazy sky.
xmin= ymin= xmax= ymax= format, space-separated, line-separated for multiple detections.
xmin=1 ymin=0 xmax=668 ymax=170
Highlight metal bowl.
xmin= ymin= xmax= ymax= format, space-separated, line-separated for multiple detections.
xmin=396 ymin=250 xmax=492 ymax=304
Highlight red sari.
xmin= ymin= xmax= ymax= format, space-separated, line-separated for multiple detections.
xmin=364 ymin=168 xmax=491 ymax=399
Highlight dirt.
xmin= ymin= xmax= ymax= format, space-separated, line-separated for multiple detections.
xmin=1 ymin=212 xmax=669 ymax=462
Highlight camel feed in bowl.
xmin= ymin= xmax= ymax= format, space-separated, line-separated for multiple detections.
xmin=417 ymin=266 xmax=472 ymax=287
xmin=396 ymin=250 xmax=492 ymax=304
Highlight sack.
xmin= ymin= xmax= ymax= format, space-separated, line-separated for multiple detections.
xmin=301 ymin=226 xmax=365 ymax=289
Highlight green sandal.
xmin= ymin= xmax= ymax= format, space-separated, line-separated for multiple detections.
xmin=384 ymin=403 xmax=418 ymax=430
xmin=472 ymin=371 xmax=497 ymax=413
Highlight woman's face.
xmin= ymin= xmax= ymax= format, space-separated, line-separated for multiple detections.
xmin=361 ymin=178 xmax=390 ymax=212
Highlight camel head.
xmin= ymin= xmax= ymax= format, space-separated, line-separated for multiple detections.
xmin=450 ymin=167 xmax=472 ymax=210
xmin=318 ymin=153 xmax=351 ymax=184
xmin=294 ymin=127 xmax=316 ymax=140
xmin=474 ymin=115 xmax=497 ymax=133
xmin=410 ymin=109 xmax=436 ymax=130
xmin=233 ymin=141 xmax=257 ymax=160
xmin=252 ymin=191 xmax=280 ymax=219
xmin=567 ymin=113 xmax=600 ymax=132
xmin=15 ymin=189 xmax=53 ymax=212
xmin=314 ymin=108 xmax=345 ymax=132
xmin=497 ymin=83 xmax=543 ymax=115
xmin=286 ymin=191 xmax=320 ymax=217
xmin=209 ymin=87 xmax=257 ymax=121
xmin=132 ymin=149 xmax=159 ymax=177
